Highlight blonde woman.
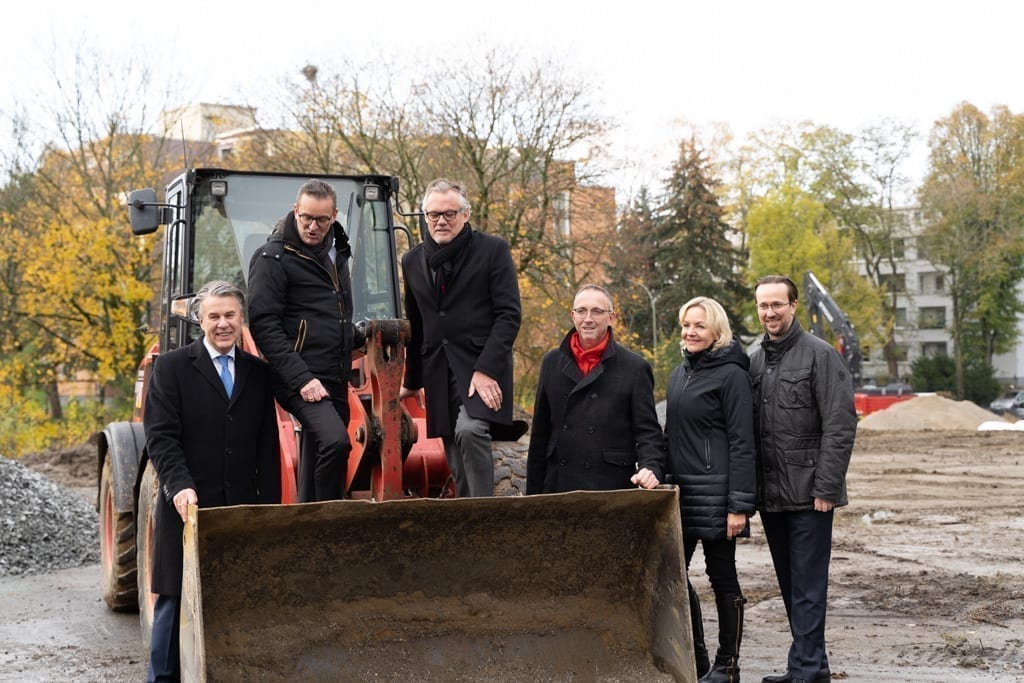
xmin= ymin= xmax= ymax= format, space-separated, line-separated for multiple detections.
xmin=664 ymin=296 xmax=755 ymax=682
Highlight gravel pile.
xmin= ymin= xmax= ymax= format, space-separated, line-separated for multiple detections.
xmin=0 ymin=456 xmax=99 ymax=577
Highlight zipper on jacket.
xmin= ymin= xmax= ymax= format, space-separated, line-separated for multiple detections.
xmin=283 ymin=243 xmax=349 ymax=321
xmin=703 ymin=434 xmax=712 ymax=470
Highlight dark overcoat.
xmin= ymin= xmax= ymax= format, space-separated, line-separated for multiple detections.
xmin=143 ymin=340 xmax=280 ymax=596
xmin=401 ymin=228 xmax=522 ymax=437
xmin=526 ymin=329 xmax=666 ymax=494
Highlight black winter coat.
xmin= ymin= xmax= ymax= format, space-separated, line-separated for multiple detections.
xmin=526 ymin=329 xmax=666 ymax=494
xmin=248 ymin=212 xmax=356 ymax=400
xmin=664 ymin=339 xmax=756 ymax=540
xmin=144 ymin=340 xmax=280 ymax=596
xmin=748 ymin=319 xmax=857 ymax=512
xmin=401 ymin=227 xmax=521 ymax=436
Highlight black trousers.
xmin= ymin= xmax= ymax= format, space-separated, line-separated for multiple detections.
xmin=282 ymin=379 xmax=351 ymax=502
xmin=760 ymin=509 xmax=834 ymax=679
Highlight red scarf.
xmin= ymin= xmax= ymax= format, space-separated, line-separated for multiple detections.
xmin=570 ymin=330 xmax=610 ymax=375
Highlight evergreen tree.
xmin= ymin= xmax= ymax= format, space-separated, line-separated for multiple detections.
xmin=607 ymin=186 xmax=660 ymax=348
xmin=655 ymin=138 xmax=751 ymax=340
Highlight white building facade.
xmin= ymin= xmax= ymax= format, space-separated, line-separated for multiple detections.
xmin=859 ymin=208 xmax=1024 ymax=387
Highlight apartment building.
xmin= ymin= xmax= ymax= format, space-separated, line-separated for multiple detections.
xmin=859 ymin=208 xmax=1024 ymax=387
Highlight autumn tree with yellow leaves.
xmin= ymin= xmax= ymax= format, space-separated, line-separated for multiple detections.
xmin=0 ymin=48 xmax=189 ymax=453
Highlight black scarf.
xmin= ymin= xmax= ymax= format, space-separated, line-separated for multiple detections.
xmin=422 ymin=223 xmax=472 ymax=302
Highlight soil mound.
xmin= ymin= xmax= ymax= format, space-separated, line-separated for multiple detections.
xmin=857 ymin=393 xmax=1004 ymax=431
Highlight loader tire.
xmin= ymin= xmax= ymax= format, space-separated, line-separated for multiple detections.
xmin=492 ymin=440 xmax=528 ymax=496
xmin=99 ymin=457 xmax=138 ymax=612
xmin=136 ymin=462 xmax=159 ymax=648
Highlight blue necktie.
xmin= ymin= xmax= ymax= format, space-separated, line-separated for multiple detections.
xmin=217 ymin=355 xmax=233 ymax=397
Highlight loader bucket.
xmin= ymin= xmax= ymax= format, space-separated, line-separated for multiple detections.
xmin=179 ymin=488 xmax=696 ymax=682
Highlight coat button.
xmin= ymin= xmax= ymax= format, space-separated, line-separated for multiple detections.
xmin=562 ymin=425 xmax=568 ymax=431
xmin=439 ymin=311 xmax=446 ymax=317
xmin=589 ymin=393 xmax=597 ymax=399
xmin=587 ymin=426 xmax=595 ymax=434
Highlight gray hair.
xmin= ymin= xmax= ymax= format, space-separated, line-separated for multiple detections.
xmin=573 ymin=283 xmax=614 ymax=312
xmin=421 ymin=178 xmax=471 ymax=211
xmin=192 ymin=280 xmax=245 ymax=320
xmin=296 ymin=179 xmax=337 ymax=210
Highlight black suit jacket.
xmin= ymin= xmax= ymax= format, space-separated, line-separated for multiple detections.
xmin=402 ymin=229 xmax=521 ymax=437
xmin=526 ymin=329 xmax=666 ymax=494
xmin=143 ymin=339 xmax=280 ymax=596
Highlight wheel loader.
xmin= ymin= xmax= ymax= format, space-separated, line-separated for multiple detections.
xmin=96 ymin=167 xmax=696 ymax=681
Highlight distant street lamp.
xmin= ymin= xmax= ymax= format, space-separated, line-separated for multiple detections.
xmin=633 ymin=280 xmax=658 ymax=352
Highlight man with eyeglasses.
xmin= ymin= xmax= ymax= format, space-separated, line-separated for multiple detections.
xmin=526 ymin=284 xmax=664 ymax=494
xmin=399 ymin=178 xmax=521 ymax=497
xmin=749 ymin=275 xmax=856 ymax=683
xmin=248 ymin=179 xmax=363 ymax=502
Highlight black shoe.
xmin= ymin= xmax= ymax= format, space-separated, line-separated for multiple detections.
xmin=761 ymin=670 xmax=830 ymax=683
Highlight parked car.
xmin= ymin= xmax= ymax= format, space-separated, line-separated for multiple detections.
xmin=989 ymin=389 xmax=1023 ymax=414
xmin=1009 ymin=393 xmax=1024 ymax=419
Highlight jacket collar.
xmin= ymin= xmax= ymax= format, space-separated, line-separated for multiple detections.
xmin=761 ymin=317 xmax=803 ymax=361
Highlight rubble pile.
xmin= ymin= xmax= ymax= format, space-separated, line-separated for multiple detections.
xmin=858 ymin=394 xmax=1005 ymax=431
xmin=0 ymin=456 xmax=99 ymax=576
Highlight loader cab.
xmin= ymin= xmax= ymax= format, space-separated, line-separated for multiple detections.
xmin=134 ymin=169 xmax=403 ymax=354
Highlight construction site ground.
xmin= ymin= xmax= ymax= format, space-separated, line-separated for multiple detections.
xmin=1 ymin=403 xmax=1022 ymax=681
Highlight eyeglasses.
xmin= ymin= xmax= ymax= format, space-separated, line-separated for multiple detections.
xmin=757 ymin=301 xmax=793 ymax=312
xmin=296 ymin=213 xmax=334 ymax=227
xmin=424 ymin=209 xmax=464 ymax=223
xmin=572 ymin=307 xmax=611 ymax=317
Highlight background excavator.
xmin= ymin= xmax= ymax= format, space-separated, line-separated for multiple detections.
xmin=804 ymin=271 xmax=915 ymax=417
xmin=96 ymin=168 xmax=696 ymax=681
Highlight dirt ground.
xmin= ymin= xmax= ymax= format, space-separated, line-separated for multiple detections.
xmin=1 ymin=428 xmax=1022 ymax=682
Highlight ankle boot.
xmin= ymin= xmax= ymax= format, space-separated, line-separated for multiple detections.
xmin=688 ymin=583 xmax=710 ymax=677
xmin=698 ymin=593 xmax=745 ymax=683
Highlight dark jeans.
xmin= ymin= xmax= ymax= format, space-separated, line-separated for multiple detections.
xmin=760 ymin=508 xmax=834 ymax=678
xmin=147 ymin=594 xmax=180 ymax=682
xmin=283 ymin=379 xmax=351 ymax=502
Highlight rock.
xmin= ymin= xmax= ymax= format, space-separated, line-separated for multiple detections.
xmin=0 ymin=457 xmax=99 ymax=577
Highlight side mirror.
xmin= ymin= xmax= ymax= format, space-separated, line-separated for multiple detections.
xmin=128 ymin=188 xmax=162 ymax=235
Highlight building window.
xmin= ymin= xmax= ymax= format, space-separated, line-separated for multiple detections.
xmin=918 ymin=306 xmax=946 ymax=329
xmin=553 ymin=191 xmax=571 ymax=238
xmin=879 ymin=273 xmax=906 ymax=294
xmin=894 ymin=307 xmax=907 ymax=328
xmin=921 ymin=342 xmax=947 ymax=357
xmin=918 ymin=272 xmax=945 ymax=295
xmin=890 ymin=238 xmax=905 ymax=259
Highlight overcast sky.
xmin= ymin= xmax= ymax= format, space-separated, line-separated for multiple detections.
xmin=3 ymin=0 xmax=1021 ymax=197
